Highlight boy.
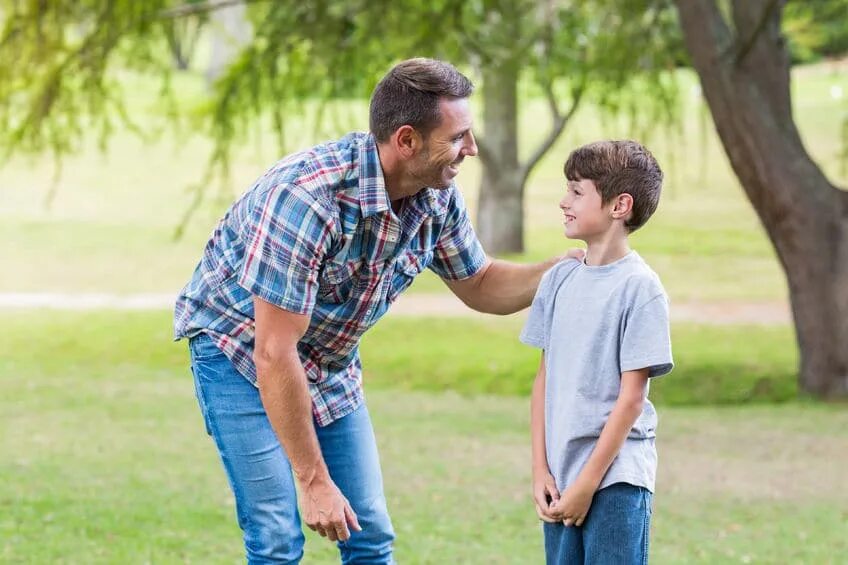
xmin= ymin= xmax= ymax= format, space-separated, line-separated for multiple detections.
xmin=520 ymin=140 xmax=674 ymax=564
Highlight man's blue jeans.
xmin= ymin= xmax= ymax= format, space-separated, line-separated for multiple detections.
xmin=189 ymin=334 xmax=395 ymax=564
xmin=543 ymin=482 xmax=652 ymax=564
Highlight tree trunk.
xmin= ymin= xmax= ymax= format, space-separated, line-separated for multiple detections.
xmin=676 ymin=0 xmax=848 ymax=397
xmin=476 ymin=61 xmax=524 ymax=255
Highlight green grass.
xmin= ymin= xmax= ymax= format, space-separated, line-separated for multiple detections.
xmin=3 ymin=62 xmax=846 ymax=300
xmin=2 ymin=310 xmax=846 ymax=563
xmin=1 ymin=309 xmax=800 ymax=405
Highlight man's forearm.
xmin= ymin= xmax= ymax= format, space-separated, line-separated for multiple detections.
xmin=256 ymin=349 xmax=328 ymax=485
xmin=466 ymin=257 xmax=560 ymax=315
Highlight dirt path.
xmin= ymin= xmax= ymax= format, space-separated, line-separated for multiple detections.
xmin=0 ymin=292 xmax=790 ymax=325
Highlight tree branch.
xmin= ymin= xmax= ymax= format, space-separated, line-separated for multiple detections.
xmin=733 ymin=0 xmax=780 ymax=66
xmin=159 ymin=0 xmax=267 ymax=20
xmin=519 ymin=77 xmax=585 ymax=186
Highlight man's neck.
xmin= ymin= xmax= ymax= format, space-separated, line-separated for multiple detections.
xmin=376 ymin=142 xmax=421 ymax=202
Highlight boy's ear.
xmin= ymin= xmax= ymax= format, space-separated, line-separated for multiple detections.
xmin=610 ymin=193 xmax=634 ymax=221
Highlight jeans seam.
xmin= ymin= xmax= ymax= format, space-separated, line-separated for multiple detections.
xmin=190 ymin=343 xmax=255 ymax=536
xmin=641 ymin=490 xmax=651 ymax=564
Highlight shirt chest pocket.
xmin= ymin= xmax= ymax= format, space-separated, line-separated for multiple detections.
xmin=388 ymin=250 xmax=433 ymax=302
xmin=318 ymin=259 xmax=360 ymax=304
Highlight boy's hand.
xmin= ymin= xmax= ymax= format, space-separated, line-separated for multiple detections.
xmin=532 ymin=470 xmax=561 ymax=523
xmin=550 ymin=476 xmax=595 ymax=528
xmin=561 ymin=248 xmax=586 ymax=262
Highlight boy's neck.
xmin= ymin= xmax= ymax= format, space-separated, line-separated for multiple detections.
xmin=583 ymin=232 xmax=631 ymax=266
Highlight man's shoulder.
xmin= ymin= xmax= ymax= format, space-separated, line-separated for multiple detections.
xmin=244 ymin=133 xmax=371 ymax=212
xmin=264 ymin=132 xmax=367 ymax=187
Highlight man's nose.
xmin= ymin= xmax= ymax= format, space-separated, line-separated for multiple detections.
xmin=462 ymin=132 xmax=478 ymax=157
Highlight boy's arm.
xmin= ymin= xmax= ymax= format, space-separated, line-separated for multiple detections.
xmin=552 ymin=368 xmax=650 ymax=527
xmin=531 ymin=353 xmax=561 ymax=522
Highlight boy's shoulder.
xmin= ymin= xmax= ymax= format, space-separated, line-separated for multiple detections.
xmin=619 ymin=253 xmax=668 ymax=306
xmin=538 ymin=257 xmax=582 ymax=295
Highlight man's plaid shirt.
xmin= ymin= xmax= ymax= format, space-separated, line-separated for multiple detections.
xmin=174 ymin=132 xmax=487 ymax=426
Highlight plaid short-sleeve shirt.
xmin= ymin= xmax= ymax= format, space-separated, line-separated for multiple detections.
xmin=174 ymin=132 xmax=487 ymax=426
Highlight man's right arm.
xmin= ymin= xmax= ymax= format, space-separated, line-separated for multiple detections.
xmin=253 ymin=296 xmax=361 ymax=542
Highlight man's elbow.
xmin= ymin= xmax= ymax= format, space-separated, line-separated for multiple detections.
xmin=254 ymin=342 xmax=296 ymax=388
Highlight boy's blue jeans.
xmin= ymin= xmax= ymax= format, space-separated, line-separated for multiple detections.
xmin=189 ymin=334 xmax=395 ymax=564
xmin=543 ymin=482 xmax=652 ymax=565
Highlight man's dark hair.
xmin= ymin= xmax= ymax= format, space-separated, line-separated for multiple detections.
xmin=564 ymin=140 xmax=664 ymax=232
xmin=369 ymin=58 xmax=474 ymax=143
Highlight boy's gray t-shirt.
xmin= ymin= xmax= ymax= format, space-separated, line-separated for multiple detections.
xmin=520 ymin=251 xmax=673 ymax=493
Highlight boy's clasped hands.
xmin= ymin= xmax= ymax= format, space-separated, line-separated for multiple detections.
xmin=534 ymin=469 xmax=597 ymax=528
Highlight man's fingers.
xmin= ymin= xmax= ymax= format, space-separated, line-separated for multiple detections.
xmin=575 ymin=516 xmax=585 ymax=527
xmin=334 ymin=521 xmax=350 ymax=542
xmin=344 ymin=503 xmax=362 ymax=532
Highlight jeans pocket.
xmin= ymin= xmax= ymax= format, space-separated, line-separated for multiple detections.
xmin=189 ymin=333 xmax=225 ymax=362
xmin=189 ymin=336 xmax=222 ymax=435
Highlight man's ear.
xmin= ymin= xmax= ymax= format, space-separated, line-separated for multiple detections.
xmin=391 ymin=125 xmax=423 ymax=159
xmin=611 ymin=193 xmax=634 ymax=220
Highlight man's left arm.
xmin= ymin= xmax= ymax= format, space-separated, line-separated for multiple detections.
xmin=444 ymin=252 xmax=581 ymax=315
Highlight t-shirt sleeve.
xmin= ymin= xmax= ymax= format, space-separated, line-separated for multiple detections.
xmin=237 ymin=183 xmax=333 ymax=315
xmin=519 ymin=267 xmax=557 ymax=350
xmin=620 ymin=294 xmax=674 ymax=377
xmin=429 ymin=188 xmax=487 ymax=280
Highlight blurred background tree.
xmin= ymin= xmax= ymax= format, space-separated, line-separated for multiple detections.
xmin=675 ymin=0 xmax=847 ymax=397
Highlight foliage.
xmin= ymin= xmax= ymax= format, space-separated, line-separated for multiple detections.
xmin=784 ymin=0 xmax=848 ymax=63
xmin=0 ymin=1 xmax=682 ymax=202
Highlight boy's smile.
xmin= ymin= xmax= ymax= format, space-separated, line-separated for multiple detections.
xmin=560 ymin=178 xmax=612 ymax=242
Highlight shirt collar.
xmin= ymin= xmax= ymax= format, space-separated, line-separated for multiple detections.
xmin=411 ymin=186 xmax=449 ymax=216
xmin=357 ymin=133 xmax=391 ymax=218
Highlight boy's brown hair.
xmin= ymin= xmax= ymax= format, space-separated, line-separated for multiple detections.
xmin=564 ymin=140 xmax=663 ymax=232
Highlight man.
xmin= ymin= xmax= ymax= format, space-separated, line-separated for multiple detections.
xmin=174 ymin=58 xmax=574 ymax=564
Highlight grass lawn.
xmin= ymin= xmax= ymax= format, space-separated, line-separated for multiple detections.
xmin=2 ymin=62 xmax=846 ymax=302
xmin=3 ymin=310 xmax=846 ymax=563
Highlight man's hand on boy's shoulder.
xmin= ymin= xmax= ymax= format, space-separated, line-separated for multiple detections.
xmin=532 ymin=469 xmax=561 ymax=523
xmin=561 ymin=248 xmax=586 ymax=263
